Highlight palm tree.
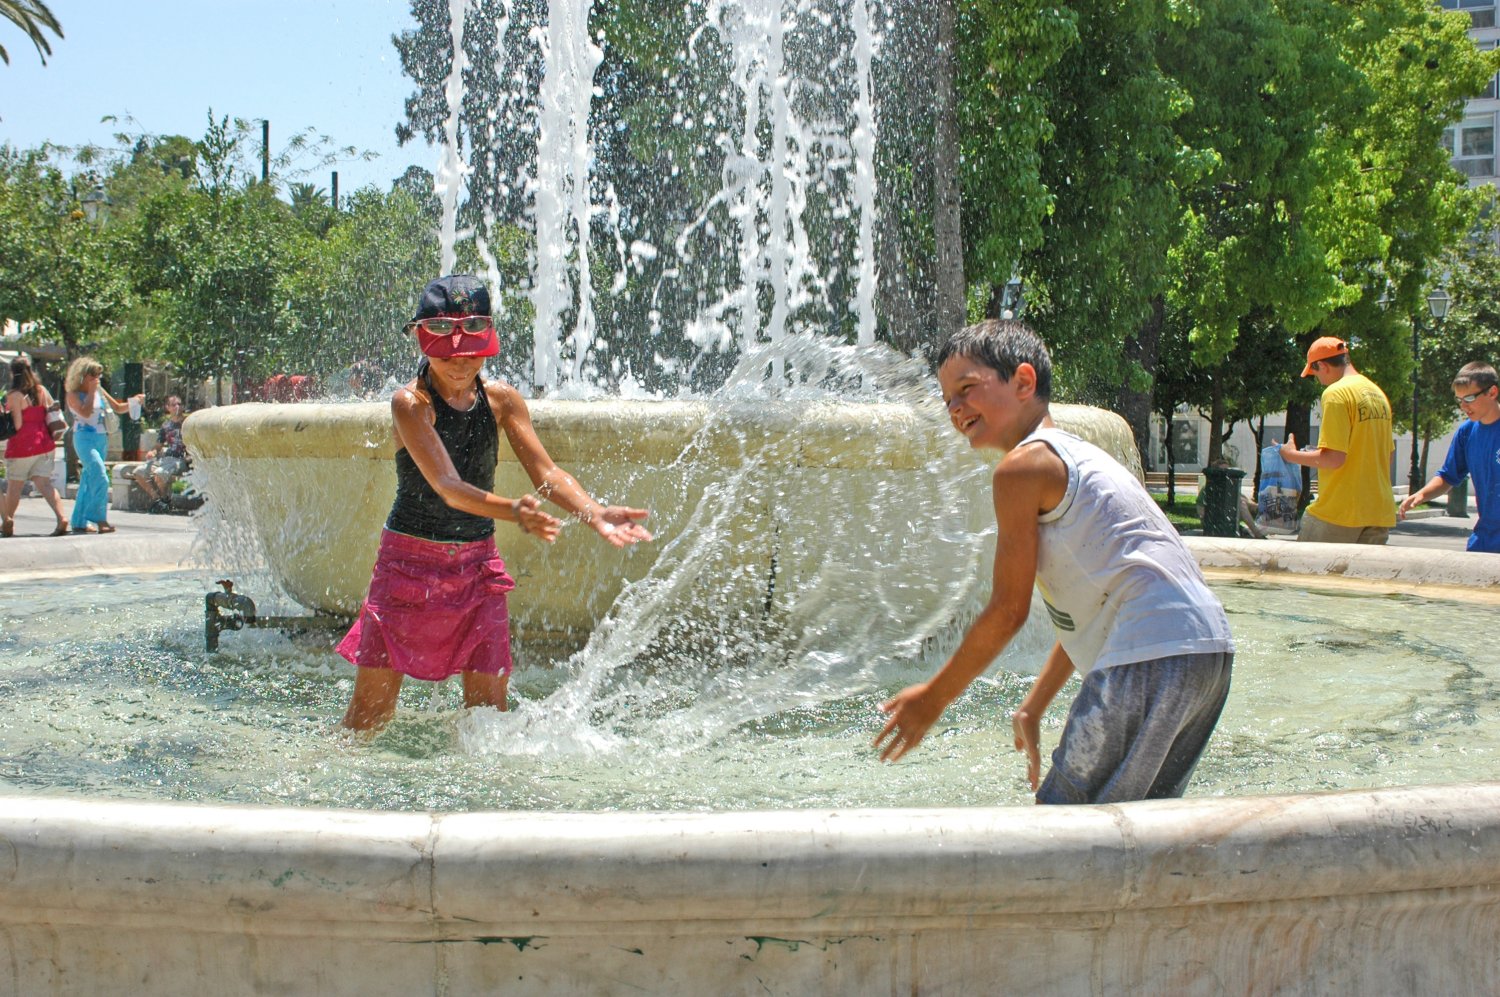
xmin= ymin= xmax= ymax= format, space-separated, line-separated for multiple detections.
xmin=1 ymin=0 xmax=63 ymax=65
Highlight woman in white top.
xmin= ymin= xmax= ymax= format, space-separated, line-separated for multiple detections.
xmin=64 ymin=356 xmax=143 ymax=535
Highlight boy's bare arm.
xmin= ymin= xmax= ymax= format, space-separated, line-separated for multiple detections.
xmin=1012 ymin=641 xmax=1075 ymax=790
xmin=874 ymin=444 xmax=1064 ymax=762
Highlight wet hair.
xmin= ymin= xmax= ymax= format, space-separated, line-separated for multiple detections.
xmin=8 ymin=356 xmax=40 ymax=404
xmin=1453 ymin=362 xmax=1498 ymax=393
xmin=935 ymin=318 xmax=1053 ymax=401
xmin=64 ymin=356 xmax=104 ymax=393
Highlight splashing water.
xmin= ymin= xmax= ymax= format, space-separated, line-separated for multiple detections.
xmin=456 ymin=335 xmax=1009 ymax=757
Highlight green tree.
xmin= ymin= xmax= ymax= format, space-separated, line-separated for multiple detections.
xmin=276 ymin=186 xmax=447 ymax=380
xmin=0 ymin=0 xmax=62 ymax=65
xmin=1015 ymin=0 xmax=1197 ymax=461
xmin=0 ymin=146 xmax=132 ymax=359
xmin=1411 ymin=222 xmax=1500 ymax=473
xmin=131 ymin=145 xmax=306 ymax=392
xmin=1145 ymin=0 xmax=1495 ymax=467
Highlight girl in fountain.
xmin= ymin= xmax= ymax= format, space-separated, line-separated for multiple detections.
xmin=337 ymin=274 xmax=653 ymax=731
xmin=874 ymin=319 xmax=1234 ymax=804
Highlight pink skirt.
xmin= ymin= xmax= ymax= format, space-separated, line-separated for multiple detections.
xmin=336 ymin=529 xmax=517 ymax=681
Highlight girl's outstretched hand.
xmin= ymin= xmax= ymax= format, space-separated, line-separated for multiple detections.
xmin=590 ymin=505 xmax=653 ymax=547
xmin=515 ymin=493 xmax=562 ymax=542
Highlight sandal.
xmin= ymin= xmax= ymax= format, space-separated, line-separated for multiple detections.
xmin=97 ymin=523 xmax=117 ymax=534
xmin=50 ymin=524 xmax=69 ymax=537
xmin=0 ymin=519 xmax=12 ymax=538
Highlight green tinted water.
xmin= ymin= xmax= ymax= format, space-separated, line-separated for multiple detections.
xmin=0 ymin=572 xmax=1492 ymax=811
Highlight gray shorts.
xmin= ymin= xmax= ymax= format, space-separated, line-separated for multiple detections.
xmin=1297 ymin=511 xmax=1389 ymax=545
xmin=143 ymin=455 xmax=186 ymax=477
xmin=1035 ymin=651 xmax=1232 ymax=805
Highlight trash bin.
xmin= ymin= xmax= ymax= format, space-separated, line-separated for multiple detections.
xmin=1448 ymin=480 xmax=1469 ymax=517
xmin=1201 ymin=465 xmax=1247 ymax=537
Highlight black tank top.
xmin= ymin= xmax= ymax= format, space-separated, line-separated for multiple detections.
xmin=385 ymin=360 xmax=499 ymax=543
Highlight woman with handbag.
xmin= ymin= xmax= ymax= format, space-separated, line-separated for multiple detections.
xmin=64 ymin=356 xmax=143 ymax=535
xmin=2 ymin=355 xmax=69 ymax=538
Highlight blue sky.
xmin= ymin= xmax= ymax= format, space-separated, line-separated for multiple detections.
xmin=1 ymin=0 xmax=434 ymax=195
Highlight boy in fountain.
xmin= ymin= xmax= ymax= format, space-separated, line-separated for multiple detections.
xmin=874 ymin=319 xmax=1234 ymax=804
xmin=337 ymin=274 xmax=653 ymax=731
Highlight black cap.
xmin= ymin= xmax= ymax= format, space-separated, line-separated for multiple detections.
xmin=411 ymin=274 xmax=491 ymax=323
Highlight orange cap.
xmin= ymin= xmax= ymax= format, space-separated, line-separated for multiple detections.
xmin=1301 ymin=337 xmax=1347 ymax=377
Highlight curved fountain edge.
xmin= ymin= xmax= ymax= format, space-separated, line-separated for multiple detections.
xmin=8 ymin=401 xmax=1496 ymax=991
xmin=3 ymin=784 xmax=1498 ymax=992
xmin=1187 ymin=535 xmax=1500 ymax=594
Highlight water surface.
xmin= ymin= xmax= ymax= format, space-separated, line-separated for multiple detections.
xmin=0 ymin=572 xmax=1492 ymax=811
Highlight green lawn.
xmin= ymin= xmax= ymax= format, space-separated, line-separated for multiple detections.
xmin=1154 ymin=494 xmax=1200 ymax=532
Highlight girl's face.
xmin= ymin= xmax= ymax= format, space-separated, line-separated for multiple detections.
xmin=426 ymin=355 xmax=484 ymax=388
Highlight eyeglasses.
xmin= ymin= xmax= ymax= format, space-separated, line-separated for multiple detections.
xmin=1457 ymin=387 xmax=1495 ymax=404
xmin=415 ymin=315 xmax=492 ymax=335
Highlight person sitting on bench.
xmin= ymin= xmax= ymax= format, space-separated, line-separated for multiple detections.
xmin=132 ymin=395 xmax=189 ymax=513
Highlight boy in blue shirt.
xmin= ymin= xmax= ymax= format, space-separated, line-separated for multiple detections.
xmin=1399 ymin=362 xmax=1500 ymax=553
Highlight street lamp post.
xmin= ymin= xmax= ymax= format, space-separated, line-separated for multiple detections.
xmin=79 ymin=185 xmax=111 ymax=224
xmin=1412 ymin=286 xmax=1451 ymax=493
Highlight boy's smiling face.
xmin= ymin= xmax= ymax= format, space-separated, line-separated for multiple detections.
xmin=938 ymin=354 xmax=1036 ymax=451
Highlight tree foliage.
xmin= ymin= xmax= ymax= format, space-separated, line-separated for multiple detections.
xmin=0 ymin=0 xmax=62 ymax=65
xmin=0 ymin=146 xmax=132 ymax=356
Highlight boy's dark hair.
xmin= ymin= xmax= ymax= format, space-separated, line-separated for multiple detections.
xmin=1320 ymin=352 xmax=1351 ymax=370
xmin=935 ymin=319 xmax=1053 ymax=400
xmin=1454 ymin=361 xmax=1498 ymax=393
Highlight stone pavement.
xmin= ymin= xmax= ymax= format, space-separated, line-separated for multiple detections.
xmin=1178 ymin=507 xmax=1480 ymax=552
xmin=0 ymin=487 xmax=1483 ymax=581
xmin=0 ymin=491 xmax=199 ymax=577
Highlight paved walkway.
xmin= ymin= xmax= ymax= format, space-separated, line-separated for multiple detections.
xmin=0 ymin=487 xmax=1483 ymax=580
xmin=1 ymin=493 xmax=199 ymax=578
xmin=1179 ymin=508 xmax=1480 ymax=552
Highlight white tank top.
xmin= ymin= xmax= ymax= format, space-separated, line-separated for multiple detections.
xmin=72 ymin=390 xmax=106 ymax=432
xmin=1023 ymin=427 xmax=1234 ymax=675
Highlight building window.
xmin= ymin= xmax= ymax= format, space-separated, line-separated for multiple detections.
xmin=1443 ymin=0 xmax=1497 ymax=28
xmin=1483 ymin=41 xmax=1499 ymax=100
xmin=1444 ymin=115 xmax=1497 ymax=178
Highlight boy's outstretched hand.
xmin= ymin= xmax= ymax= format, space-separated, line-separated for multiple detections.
xmin=590 ymin=505 xmax=653 ymax=547
xmin=874 ymin=682 xmax=949 ymax=762
xmin=1012 ymin=705 xmax=1043 ymax=791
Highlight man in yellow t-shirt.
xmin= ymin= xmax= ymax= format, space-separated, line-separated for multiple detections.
xmin=1279 ymin=337 xmax=1396 ymax=544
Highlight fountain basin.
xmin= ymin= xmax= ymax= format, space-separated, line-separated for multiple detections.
xmin=184 ymin=399 xmax=1136 ymax=638
xmin=17 ymin=402 xmax=1475 ymax=992
xmin=4 ymin=786 xmax=1499 ymax=994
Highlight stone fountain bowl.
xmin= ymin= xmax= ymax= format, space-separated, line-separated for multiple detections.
xmin=5 ymin=402 xmax=1498 ymax=993
xmin=184 ymin=398 xmax=1137 ymax=639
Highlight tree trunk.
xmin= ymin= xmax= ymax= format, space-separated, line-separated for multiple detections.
xmin=1165 ymin=428 xmax=1177 ymax=506
xmin=1252 ymin=416 xmax=1266 ymax=496
xmin=1207 ymin=377 xmax=1226 ymax=464
xmin=1114 ymin=295 xmax=1165 ymax=472
xmin=930 ymin=0 xmax=965 ymax=344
